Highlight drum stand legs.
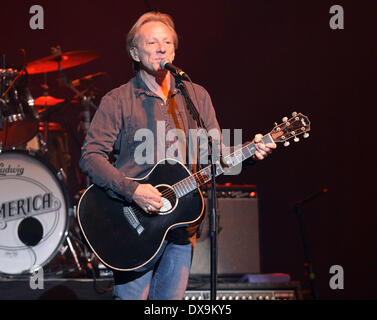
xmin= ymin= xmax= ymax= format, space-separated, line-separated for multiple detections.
xmin=65 ymin=235 xmax=82 ymax=272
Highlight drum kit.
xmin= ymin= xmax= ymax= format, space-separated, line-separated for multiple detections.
xmin=0 ymin=47 xmax=106 ymax=278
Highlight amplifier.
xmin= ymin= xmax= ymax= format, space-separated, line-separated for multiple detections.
xmin=184 ymin=282 xmax=302 ymax=300
xmin=201 ymin=184 xmax=257 ymax=199
xmin=191 ymin=185 xmax=261 ymax=276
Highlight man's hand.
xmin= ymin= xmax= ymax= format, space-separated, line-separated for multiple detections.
xmin=253 ymin=134 xmax=277 ymax=160
xmin=132 ymin=184 xmax=163 ymax=213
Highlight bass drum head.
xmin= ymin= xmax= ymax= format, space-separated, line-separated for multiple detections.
xmin=0 ymin=151 xmax=71 ymax=275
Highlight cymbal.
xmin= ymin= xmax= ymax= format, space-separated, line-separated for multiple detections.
xmin=34 ymin=95 xmax=65 ymax=107
xmin=26 ymin=50 xmax=99 ymax=75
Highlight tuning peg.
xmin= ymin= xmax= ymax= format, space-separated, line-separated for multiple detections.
xmin=292 ymin=112 xmax=297 ymax=117
xmin=303 ymin=132 xmax=309 ymax=138
xmin=294 ymin=136 xmax=300 ymax=142
xmin=284 ymin=141 xmax=290 ymax=147
xmin=282 ymin=117 xmax=288 ymax=122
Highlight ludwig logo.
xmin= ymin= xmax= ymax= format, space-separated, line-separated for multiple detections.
xmin=0 ymin=162 xmax=24 ymax=176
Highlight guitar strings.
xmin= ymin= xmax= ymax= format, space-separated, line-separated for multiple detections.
xmin=135 ymin=124 xmax=298 ymax=212
xmin=132 ymin=187 xmax=177 ymax=218
xmin=131 ymin=175 xmax=200 ymax=218
xmin=132 ymin=142 xmax=258 ymax=217
xmin=165 ymin=139 xmax=257 ymax=193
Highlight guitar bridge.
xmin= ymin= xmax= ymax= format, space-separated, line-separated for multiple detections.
xmin=123 ymin=206 xmax=144 ymax=236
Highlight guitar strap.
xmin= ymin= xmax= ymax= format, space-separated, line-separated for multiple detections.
xmin=176 ymin=77 xmax=207 ymax=174
xmin=174 ymin=78 xmax=207 ymax=242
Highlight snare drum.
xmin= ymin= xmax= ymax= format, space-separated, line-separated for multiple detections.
xmin=0 ymin=151 xmax=71 ymax=275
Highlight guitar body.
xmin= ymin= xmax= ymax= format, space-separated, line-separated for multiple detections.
xmin=77 ymin=159 xmax=204 ymax=271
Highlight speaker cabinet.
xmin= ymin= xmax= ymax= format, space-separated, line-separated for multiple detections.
xmin=190 ymin=197 xmax=261 ymax=276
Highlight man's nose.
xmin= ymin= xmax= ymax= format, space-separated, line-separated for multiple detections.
xmin=156 ymin=42 xmax=167 ymax=52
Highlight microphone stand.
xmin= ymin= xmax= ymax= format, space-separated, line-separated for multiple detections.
xmin=294 ymin=188 xmax=328 ymax=300
xmin=208 ymin=137 xmax=218 ymax=300
xmin=175 ymin=75 xmax=218 ymax=300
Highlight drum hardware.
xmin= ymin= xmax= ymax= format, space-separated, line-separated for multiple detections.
xmin=71 ymin=71 xmax=106 ymax=87
xmin=0 ymin=47 xmax=105 ymax=277
xmin=33 ymin=71 xmax=60 ymax=155
xmin=34 ymin=72 xmax=65 ymax=116
xmin=58 ymin=72 xmax=98 ymax=112
xmin=0 ymin=54 xmax=9 ymax=131
xmin=66 ymin=235 xmax=82 ymax=272
xmin=21 ymin=45 xmax=102 ymax=199
xmin=0 ymin=68 xmax=20 ymax=77
xmin=33 ymin=122 xmax=71 ymax=185
xmin=0 ymin=98 xmax=5 ymax=132
xmin=0 ymin=66 xmax=39 ymax=149
xmin=1 ymin=69 xmax=24 ymax=98
xmin=26 ymin=131 xmax=47 ymax=154
xmin=57 ymin=168 xmax=67 ymax=182
xmin=28 ymin=70 xmax=71 ymax=168
xmin=52 ymin=49 xmax=100 ymax=189
xmin=25 ymin=110 xmax=71 ymax=169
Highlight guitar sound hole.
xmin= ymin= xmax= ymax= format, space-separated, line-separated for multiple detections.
xmin=155 ymin=184 xmax=177 ymax=215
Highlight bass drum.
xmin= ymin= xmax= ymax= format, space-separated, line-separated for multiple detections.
xmin=0 ymin=150 xmax=71 ymax=275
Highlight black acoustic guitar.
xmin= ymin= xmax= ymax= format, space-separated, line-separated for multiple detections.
xmin=77 ymin=113 xmax=310 ymax=271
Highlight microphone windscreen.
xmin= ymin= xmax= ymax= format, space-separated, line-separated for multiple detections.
xmin=160 ymin=59 xmax=170 ymax=70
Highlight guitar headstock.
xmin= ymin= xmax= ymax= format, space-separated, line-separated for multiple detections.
xmin=270 ymin=112 xmax=311 ymax=146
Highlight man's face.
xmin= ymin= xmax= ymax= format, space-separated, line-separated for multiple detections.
xmin=131 ymin=21 xmax=176 ymax=74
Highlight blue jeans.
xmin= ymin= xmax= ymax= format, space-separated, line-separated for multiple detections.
xmin=113 ymin=241 xmax=192 ymax=300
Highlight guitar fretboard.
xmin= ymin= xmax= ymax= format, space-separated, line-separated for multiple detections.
xmin=172 ymin=134 xmax=274 ymax=198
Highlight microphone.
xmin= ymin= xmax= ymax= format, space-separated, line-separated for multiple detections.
xmin=160 ymin=59 xmax=190 ymax=80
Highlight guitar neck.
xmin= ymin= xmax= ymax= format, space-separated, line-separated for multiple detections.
xmin=172 ymin=133 xmax=274 ymax=198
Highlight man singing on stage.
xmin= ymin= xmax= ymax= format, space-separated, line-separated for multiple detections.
xmin=79 ymin=11 xmax=276 ymax=300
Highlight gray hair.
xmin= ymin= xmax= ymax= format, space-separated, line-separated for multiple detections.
xmin=126 ymin=11 xmax=179 ymax=72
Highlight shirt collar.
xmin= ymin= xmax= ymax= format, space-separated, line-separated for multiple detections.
xmin=133 ymin=72 xmax=180 ymax=98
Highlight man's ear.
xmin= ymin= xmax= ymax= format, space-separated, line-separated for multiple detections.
xmin=130 ymin=47 xmax=140 ymax=62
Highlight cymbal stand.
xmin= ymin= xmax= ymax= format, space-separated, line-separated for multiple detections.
xmin=0 ymin=53 xmax=5 ymax=131
xmin=40 ymin=73 xmax=50 ymax=154
xmin=46 ymin=52 xmax=89 ymax=273
xmin=56 ymin=62 xmax=97 ymax=189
